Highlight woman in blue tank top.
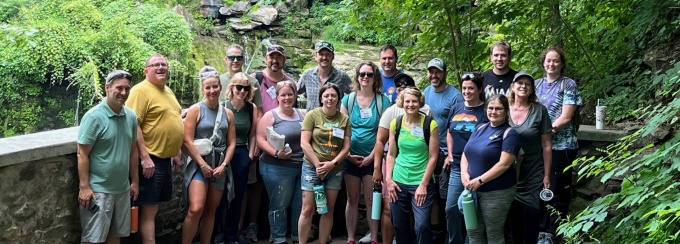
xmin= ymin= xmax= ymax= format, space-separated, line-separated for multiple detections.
xmin=181 ymin=66 xmax=236 ymax=244
xmin=256 ymin=80 xmax=306 ymax=244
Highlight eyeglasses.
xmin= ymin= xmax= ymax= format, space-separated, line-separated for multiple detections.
xmin=487 ymin=106 xmax=506 ymax=112
xmin=146 ymin=63 xmax=168 ymax=69
xmin=227 ymin=55 xmax=244 ymax=62
xmin=461 ymin=73 xmax=476 ymax=80
xmin=358 ymin=72 xmax=375 ymax=78
xmin=234 ymin=85 xmax=251 ymax=92
xmin=198 ymin=71 xmax=220 ymax=80
xmin=105 ymin=70 xmax=132 ymax=84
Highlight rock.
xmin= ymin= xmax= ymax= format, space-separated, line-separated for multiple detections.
xmin=226 ymin=1 xmax=251 ymax=16
xmin=296 ymin=29 xmax=311 ymax=38
xmin=250 ymin=5 xmax=278 ymax=25
xmin=198 ymin=0 xmax=224 ymax=18
xmin=274 ymin=1 xmax=290 ymax=13
xmin=300 ymin=8 xmax=309 ymax=16
xmin=231 ymin=21 xmax=263 ymax=31
xmin=172 ymin=4 xmax=196 ymax=29
xmin=652 ymin=127 xmax=670 ymax=141
xmin=219 ymin=7 xmax=233 ymax=16
xmin=643 ymin=39 xmax=680 ymax=73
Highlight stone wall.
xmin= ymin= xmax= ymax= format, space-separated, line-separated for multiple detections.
xmin=0 ymin=127 xmax=184 ymax=243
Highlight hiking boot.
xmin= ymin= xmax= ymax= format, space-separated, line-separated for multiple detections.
xmin=543 ymin=233 xmax=554 ymax=244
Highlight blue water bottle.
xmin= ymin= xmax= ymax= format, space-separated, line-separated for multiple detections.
xmin=313 ymin=182 xmax=328 ymax=214
xmin=371 ymin=184 xmax=382 ymax=220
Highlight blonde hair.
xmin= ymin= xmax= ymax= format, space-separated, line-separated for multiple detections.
xmin=396 ymin=88 xmax=425 ymax=109
xmin=225 ymin=72 xmax=254 ymax=101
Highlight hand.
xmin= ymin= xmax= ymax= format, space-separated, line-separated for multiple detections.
xmin=347 ymin=155 xmax=362 ymax=166
xmin=141 ymin=157 xmax=155 ymax=179
xmin=278 ymin=150 xmax=293 ymax=160
xmin=461 ymin=172 xmax=470 ymax=186
xmin=254 ymin=147 xmax=261 ymax=157
xmin=213 ymin=164 xmax=226 ymax=179
xmin=316 ymin=162 xmax=329 ymax=180
xmin=78 ymin=187 xmax=95 ymax=208
xmin=172 ymin=155 xmax=182 ymax=174
xmin=359 ymin=155 xmax=373 ymax=167
xmin=181 ymin=108 xmax=188 ymax=119
xmin=466 ymin=177 xmax=483 ymax=191
xmin=200 ymin=163 xmax=213 ymax=179
xmin=249 ymin=152 xmax=254 ymax=161
xmin=372 ymin=170 xmax=383 ymax=184
xmin=543 ymin=175 xmax=551 ymax=189
xmin=130 ymin=182 xmax=139 ymax=201
xmin=443 ymin=154 xmax=453 ymax=173
xmin=387 ymin=180 xmax=401 ymax=203
xmin=415 ymin=184 xmax=428 ymax=206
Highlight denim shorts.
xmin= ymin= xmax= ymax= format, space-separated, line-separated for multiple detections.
xmin=300 ymin=161 xmax=343 ymax=191
xmin=343 ymin=158 xmax=374 ymax=177
xmin=137 ymin=155 xmax=172 ymax=204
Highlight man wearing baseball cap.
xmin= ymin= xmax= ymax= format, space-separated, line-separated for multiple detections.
xmin=298 ymin=41 xmax=352 ymax=110
xmin=423 ymin=58 xmax=464 ymax=242
xmin=250 ymin=44 xmax=297 ymax=113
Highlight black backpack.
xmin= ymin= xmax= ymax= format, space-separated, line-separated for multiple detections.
xmin=393 ymin=114 xmax=445 ymax=174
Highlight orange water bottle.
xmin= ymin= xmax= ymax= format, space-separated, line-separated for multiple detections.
xmin=130 ymin=205 xmax=139 ymax=233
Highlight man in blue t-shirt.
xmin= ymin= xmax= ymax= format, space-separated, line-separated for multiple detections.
xmin=378 ymin=44 xmax=402 ymax=104
xmin=423 ymin=58 xmax=463 ymax=241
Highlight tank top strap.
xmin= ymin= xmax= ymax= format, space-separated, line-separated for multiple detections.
xmin=271 ymin=109 xmax=282 ymax=122
xmin=295 ymin=108 xmax=304 ymax=122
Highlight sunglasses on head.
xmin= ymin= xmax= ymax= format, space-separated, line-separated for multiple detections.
xmin=461 ymin=73 xmax=476 ymax=80
xmin=227 ymin=55 xmax=244 ymax=62
xmin=106 ymin=71 xmax=132 ymax=84
xmin=234 ymin=84 xmax=251 ymax=91
xmin=198 ymin=71 xmax=220 ymax=80
xmin=358 ymin=72 xmax=374 ymax=78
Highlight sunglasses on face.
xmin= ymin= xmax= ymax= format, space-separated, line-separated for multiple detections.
xmin=227 ymin=55 xmax=244 ymax=62
xmin=396 ymin=79 xmax=411 ymax=87
xmin=358 ymin=72 xmax=375 ymax=78
xmin=234 ymin=85 xmax=251 ymax=92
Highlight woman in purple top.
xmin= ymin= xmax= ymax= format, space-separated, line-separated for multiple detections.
xmin=461 ymin=94 xmax=521 ymax=244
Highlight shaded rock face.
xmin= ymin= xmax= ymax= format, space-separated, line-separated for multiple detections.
xmin=191 ymin=1 xmax=293 ymax=33
xmin=250 ymin=5 xmax=278 ymax=25
xmin=198 ymin=0 xmax=224 ymax=18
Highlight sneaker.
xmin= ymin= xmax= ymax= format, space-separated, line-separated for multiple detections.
xmin=537 ymin=232 xmax=546 ymax=244
xmin=269 ymin=234 xmax=274 ymax=243
xmin=369 ymin=242 xmax=379 ymax=244
xmin=246 ymin=223 xmax=258 ymax=243
xmin=358 ymin=232 xmax=372 ymax=244
xmin=347 ymin=241 xmax=356 ymax=244
xmin=238 ymin=232 xmax=249 ymax=244
xmin=308 ymin=224 xmax=319 ymax=242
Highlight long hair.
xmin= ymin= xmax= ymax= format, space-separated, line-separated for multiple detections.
xmin=225 ymin=72 xmax=254 ymax=102
xmin=540 ymin=46 xmax=567 ymax=76
xmin=353 ymin=61 xmax=383 ymax=94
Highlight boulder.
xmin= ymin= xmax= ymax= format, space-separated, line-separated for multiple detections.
xmin=274 ymin=1 xmax=290 ymax=14
xmin=250 ymin=5 xmax=278 ymax=25
xmin=219 ymin=7 xmax=233 ymax=16
xmin=198 ymin=0 xmax=224 ymax=18
xmin=227 ymin=17 xmax=263 ymax=31
xmin=227 ymin=1 xmax=251 ymax=16
xmin=172 ymin=4 xmax=196 ymax=29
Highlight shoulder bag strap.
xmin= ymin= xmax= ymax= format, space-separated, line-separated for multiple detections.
xmin=209 ymin=106 xmax=223 ymax=144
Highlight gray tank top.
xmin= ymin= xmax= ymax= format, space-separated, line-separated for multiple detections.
xmin=260 ymin=109 xmax=304 ymax=168
xmin=194 ymin=102 xmax=230 ymax=150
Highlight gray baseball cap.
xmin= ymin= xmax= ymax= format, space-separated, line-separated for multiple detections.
xmin=427 ymin=58 xmax=446 ymax=71
xmin=513 ymin=71 xmax=535 ymax=83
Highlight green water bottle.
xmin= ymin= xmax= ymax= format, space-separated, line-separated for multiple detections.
xmin=313 ymin=182 xmax=328 ymax=214
xmin=461 ymin=189 xmax=478 ymax=230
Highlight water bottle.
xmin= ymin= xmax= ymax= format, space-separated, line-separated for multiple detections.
xmin=313 ymin=182 xmax=328 ymax=214
xmin=461 ymin=189 xmax=478 ymax=230
xmin=283 ymin=143 xmax=292 ymax=154
xmin=371 ymin=184 xmax=382 ymax=220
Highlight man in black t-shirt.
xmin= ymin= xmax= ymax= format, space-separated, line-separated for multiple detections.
xmin=483 ymin=40 xmax=518 ymax=99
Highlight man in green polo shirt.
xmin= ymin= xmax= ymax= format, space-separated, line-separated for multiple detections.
xmin=77 ymin=70 xmax=139 ymax=243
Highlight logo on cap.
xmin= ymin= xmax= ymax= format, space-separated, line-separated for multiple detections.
xmin=427 ymin=58 xmax=446 ymax=71
xmin=315 ymin=41 xmax=334 ymax=53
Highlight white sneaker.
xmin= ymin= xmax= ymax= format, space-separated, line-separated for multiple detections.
xmin=358 ymin=232 xmax=371 ymax=244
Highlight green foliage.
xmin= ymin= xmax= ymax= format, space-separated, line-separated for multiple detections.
xmin=0 ymin=0 xmax=194 ymax=136
xmin=311 ymin=1 xmax=403 ymax=45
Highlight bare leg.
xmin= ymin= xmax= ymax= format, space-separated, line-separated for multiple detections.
xmin=362 ymin=175 xmax=379 ymax=242
xmin=344 ymin=174 xmax=361 ymax=242
xmin=181 ymin=180 xmax=208 ymax=244
xmin=319 ymin=189 xmax=339 ymax=244
xmin=139 ymin=204 xmax=160 ymax=244
xmin=298 ymin=190 xmax=316 ymax=244
xmin=381 ymin=196 xmax=394 ymax=244
xmin=200 ymin=182 xmax=224 ymax=244
xmin=105 ymin=236 xmax=120 ymax=244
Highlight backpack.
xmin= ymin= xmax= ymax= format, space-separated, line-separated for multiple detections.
xmin=346 ymin=92 xmax=387 ymax=118
xmin=536 ymin=78 xmax=581 ymax=132
xmin=393 ymin=114 xmax=446 ymax=174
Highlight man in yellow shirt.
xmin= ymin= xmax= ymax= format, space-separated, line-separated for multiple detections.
xmin=125 ymin=53 xmax=184 ymax=244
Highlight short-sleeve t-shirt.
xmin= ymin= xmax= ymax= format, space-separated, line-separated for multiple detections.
xmin=301 ymin=108 xmax=351 ymax=170
xmin=483 ymin=69 xmax=517 ymax=100
xmin=446 ymin=102 xmax=488 ymax=160
xmin=251 ymin=72 xmax=296 ymax=113
xmin=390 ymin=114 xmax=438 ymax=185
xmin=509 ymin=103 xmax=552 ymax=209
xmin=341 ymin=93 xmax=390 ymax=156
xmin=423 ymin=84 xmax=464 ymax=151
xmin=125 ymin=80 xmax=184 ymax=158
xmin=535 ymin=77 xmax=583 ymax=150
xmin=224 ymin=100 xmax=253 ymax=146
xmin=380 ymin=69 xmax=402 ymax=105
xmin=77 ymin=101 xmax=138 ymax=194
xmin=463 ymin=122 xmax=521 ymax=192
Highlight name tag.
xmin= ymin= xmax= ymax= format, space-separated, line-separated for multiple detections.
xmin=332 ymin=127 xmax=345 ymax=138
xmin=411 ymin=126 xmax=424 ymax=138
xmin=360 ymin=108 xmax=372 ymax=119
xmin=266 ymin=86 xmax=277 ymax=99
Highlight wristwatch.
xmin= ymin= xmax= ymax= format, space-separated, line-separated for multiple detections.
xmin=274 ymin=150 xmax=279 ymax=159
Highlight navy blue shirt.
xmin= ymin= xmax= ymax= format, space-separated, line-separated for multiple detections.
xmin=463 ymin=122 xmax=521 ymax=192
xmin=446 ymin=102 xmax=488 ymax=160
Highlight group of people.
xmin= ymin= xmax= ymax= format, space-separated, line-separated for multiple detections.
xmin=76 ymin=40 xmax=582 ymax=244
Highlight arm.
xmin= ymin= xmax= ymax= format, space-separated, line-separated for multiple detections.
xmin=181 ymin=105 xmax=212 ymax=178
xmin=300 ymin=130 xmax=321 ymax=167
xmin=248 ymin=103 xmax=258 ymax=160
xmin=541 ymin=132 xmax=553 ymax=189
xmin=213 ymin=109 xmax=236 ymax=178
xmin=255 ymin=111 xmax=289 ymax=159
xmin=460 ymin=153 xmax=470 ymax=186
xmin=136 ymin=126 xmax=154 ymax=179
xmin=552 ymin=104 xmax=577 ymax=133
xmin=385 ymin=124 xmax=402 ymax=202
xmin=372 ymin=127 xmax=389 ymax=183
xmin=444 ymin=128 xmax=454 ymax=172
xmin=415 ymin=126 xmax=439 ymax=206
xmin=77 ymin=144 xmax=95 ymax=208
xmin=340 ymin=99 xmax=361 ymax=165
xmin=129 ymin=141 xmax=139 ymax=201
xmin=466 ymin=151 xmax=517 ymax=191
